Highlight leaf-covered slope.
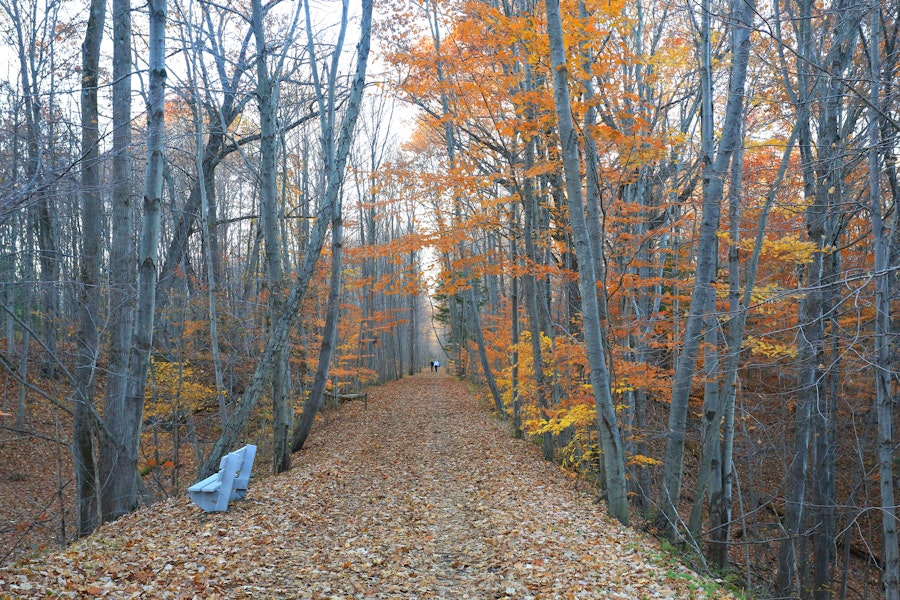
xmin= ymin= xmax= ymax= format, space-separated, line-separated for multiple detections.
xmin=1 ymin=374 xmax=736 ymax=599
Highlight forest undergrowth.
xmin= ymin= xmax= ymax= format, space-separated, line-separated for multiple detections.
xmin=0 ymin=372 xmax=738 ymax=599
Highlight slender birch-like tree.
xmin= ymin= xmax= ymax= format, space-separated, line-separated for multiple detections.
xmin=544 ymin=0 xmax=628 ymax=525
xmin=118 ymin=0 xmax=167 ymax=520
xmin=250 ymin=0 xmax=302 ymax=474
xmin=74 ymin=0 xmax=105 ymax=537
xmin=657 ymin=0 xmax=754 ymax=540
xmin=292 ymin=0 xmax=355 ymax=453
xmin=100 ymin=0 xmax=136 ymax=522
xmin=866 ymin=3 xmax=898 ymax=596
xmin=201 ymin=0 xmax=373 ymax=475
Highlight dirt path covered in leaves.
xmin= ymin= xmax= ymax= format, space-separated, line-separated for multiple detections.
xmin=1 ymin=373 xmax=733 ymax=599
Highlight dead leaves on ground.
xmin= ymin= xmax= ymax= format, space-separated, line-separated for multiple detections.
xmin=1 ymin=373 xmax=735 ymax=599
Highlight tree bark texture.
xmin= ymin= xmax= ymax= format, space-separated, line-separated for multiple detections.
xmin=120 ymin=0 xmax=166 ymax=520
xmin=101 ymin=0 xmax=135 ymax=523
xmin=867 ymin=3 xmax=899 ymax=597
xmin=251 ymin=0 xmax=291 ymax=474
xmin=74 ymin=0 xmax=105 ymax=538
xmin=545 ymin=0 xmax=628 ymax=525
xmin=292 ymin=207 xmax=343 ymax=452
xmin=658 ymin=0 xmax=754 ymax=540
xmin=291 ymin=0 xmax=352 ymax=454
xmin=201 ymin=0 xmax=373 ymax=478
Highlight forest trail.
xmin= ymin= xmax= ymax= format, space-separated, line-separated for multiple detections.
xmin=1 ymin=373 xmax=733 ymax=599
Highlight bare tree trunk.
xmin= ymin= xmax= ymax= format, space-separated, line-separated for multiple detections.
xmin=524 ymin=184 xmax=552 ymax=459
xmin=775 ymin=0 xmax=816 ymax=590
xmin=468 ymin=284 xmax=506 ymax=416
xmin=101 ymin=0 xmax=135 ymax=523
xmin=510 ymin=203 xmax=522 ymax=438
xmin=293 ymin=0 xmax=376 ymax=452
xmin=777 ymin=1 xmax=859 ymax=593
xmin=577 ymin=0 xmax=609 ymax=331
xmin=545 ymin=0 xmax=628 ymax=525
xmin=689 ymin=266 xmax=719 ymax=541
xmin=73 ymin=0 xmax=105 ymax=537
xmin=115 ymin=0 xmax=166 ymax=520
xmin=250 ymin=0 xmax=291 ymax=474
xmin=407 ymin=243 xmax=418 ymax=377
xmin=16 ymin=291 xmax=31 ymax=431
xmin=867 ymin=4 xmax=899 ymax=596
xmin=658 ymin=0 xmax=754 ymax=539
xmin=293 ymin=203 xmax=343 ymax=452
xmin=517 ymin=46 xmax=553 ymax=461
xmin=201 ymin=0 xmax=372 ymax=476
xmin=197 ymin=115 xmax=227 ymax=427
xmin=36 ymin=198 xmax=59 ymax=379
xmin=2 ymin=230 xmax=14 ymax=371
xmin=176 ymin=0 xmax=229 ymax=427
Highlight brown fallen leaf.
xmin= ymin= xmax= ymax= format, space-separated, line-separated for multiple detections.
xmin=0 ymin=375 xmax=738 ymax=600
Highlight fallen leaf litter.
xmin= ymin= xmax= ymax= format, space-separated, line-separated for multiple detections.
xmin=1 ymin=373 xmax=735 ymax=599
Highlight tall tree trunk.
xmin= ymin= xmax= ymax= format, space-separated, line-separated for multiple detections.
xmin=777 ymin=1 xmax=859 ymax=593
xmin=36 ymin=198 xmax=59 ymax=379
xmin=689 ymin=263 xmax=719 ymax=541
xmin=16 ymin=227 xmax=33 ymax=432
xmin=545 ymin=0 xmax=628 ymax=525
xmin=868 ymin=5 xmax=899 ymax=597
xmin=810 ymin=23 xmax=854 ymax=589
xmin=101 ymin=0 xmax=135 ymax=523
xmin=201 ymin=0 xmax=372 ymax=476
xmin=657 ymin=0 xmax=754 ymax=539
xmin=251 ymin=0 xmax=291 ymax=474
xmin=407 ymin=244 xmax=418 ymax=376
xmin=577 ymin=0 xmax=609 ymax=331
xmin=517 ymin=47 xmax=553 ymax=461
xmin=510 ymin=203 xmax=522 ymax=438
xmin=291 ymin=0 xmax=352 ymax=453
xmin=523 ymin=190 xmax=552 ymax=460
xmin=198 ymin=140 xmax=228 ymax=429
xmin=292 ymin=202 xmax=343 ymax=452
xmin=74 ymin=0 xmax=105 ymax=537
xmin=182 ymin=5 xmax=229 ymax=428
xmin=468 ymin=283 xmax=506 ymax=416
xmin=2 ymin=229 xmax=14 ymax=371
xmin=116 ymin=0 xmax=166 ymax=520
xmin=775 ymin=0 xmax=816 ymax=591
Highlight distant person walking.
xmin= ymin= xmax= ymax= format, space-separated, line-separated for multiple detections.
xmin=434 ymin=360 xmax=440 ymax=372
xmin=429 ymin=360 xmax=435 ymax=372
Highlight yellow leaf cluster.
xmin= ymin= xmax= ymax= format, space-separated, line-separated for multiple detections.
xmin=145 ymin=358 xmax=217 ymax=418
xmin=744 ymin=335 xmax=797 ymax=360
xmin=627 ymin=454 xmax=662 ymax=467
xmin=527 ymin=404 xmax=597 ymax=437
xmin=748 ymin=234 xmax=819 ymax=265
